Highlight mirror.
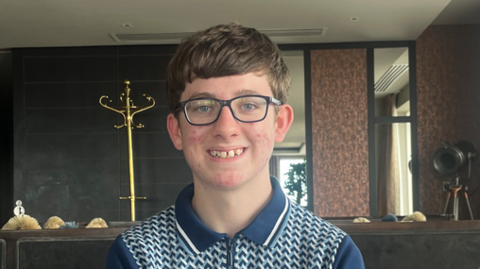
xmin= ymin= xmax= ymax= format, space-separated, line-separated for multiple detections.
xmin=274 ymin=50 xmax=305 ymax=156
xmin=271 ymin=50 xmax=307 ymax=206
xmin=376 ymin=122 xmax=413 ymax=216
xmin=374 ymin=48 xmax=410 ymax=117
xmin=374 ymin=47 xmax=413 ymax=216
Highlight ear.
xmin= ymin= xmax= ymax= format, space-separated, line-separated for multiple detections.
xmin=167 ymin=113 xmax=183 ymax=150
xmin=274 ymin=104 xmax=294 ymax=143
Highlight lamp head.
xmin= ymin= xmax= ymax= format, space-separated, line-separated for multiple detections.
xmin=433 ymin=141 xmax=476 ymax=178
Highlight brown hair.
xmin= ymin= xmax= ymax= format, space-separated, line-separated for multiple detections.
xmin=165 ymin=23 xmax=290 ymax=111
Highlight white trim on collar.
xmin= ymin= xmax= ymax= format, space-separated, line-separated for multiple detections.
xmin=176 ymin=220 xmax=201 ymax=254
xmin=263 ymin=196 xmax=289 ymax=245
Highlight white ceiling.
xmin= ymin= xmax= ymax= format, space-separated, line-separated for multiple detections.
xmin=432 ymin=0 xmax=480 ymax=25
xmin=0 ymin=0 xmax=459 ymax=49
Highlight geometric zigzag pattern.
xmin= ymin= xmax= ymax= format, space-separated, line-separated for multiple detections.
xmin=122 ymin=201 xmax=345 ymax=269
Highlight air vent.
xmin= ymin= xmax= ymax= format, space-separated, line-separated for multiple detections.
xmin=374 ymin=64 xmax=409 ymax=93
xmin=261 ymin=28 xmax=325 ymax=38
xmin=110 ymin=27 xmax=326 ymax=44
xmin=110 ymin=32 xmax=196 ymax=43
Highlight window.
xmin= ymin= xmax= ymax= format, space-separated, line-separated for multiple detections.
xmin=278 ymin=157 xmax=307 ymax=206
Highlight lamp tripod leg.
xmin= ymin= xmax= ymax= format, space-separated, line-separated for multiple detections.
xmin=453 ymin=195 xmax=459 ymax=221
xmin=450 ymin=185 xmax=462 ymax=221
xmin=443 ymin=191 xmax=451 ymax=215
xmin=464 ymin=186 xmax=474 ymax=220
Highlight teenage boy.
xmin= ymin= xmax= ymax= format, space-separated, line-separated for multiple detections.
xmin=106 ymin=23 xmax=365 ymax=268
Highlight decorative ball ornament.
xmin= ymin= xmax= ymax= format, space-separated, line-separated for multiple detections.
xmin=14 ymin=200 xmax=25 ymax=216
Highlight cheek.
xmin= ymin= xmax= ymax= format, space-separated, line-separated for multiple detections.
xmin=249 ymin=119 xmax=276 ymax=147
xmin=255 ymin=131 xmax=274 ymax=146
xmin=250 ymin=126 xmax=274 ymax=157
xmin=253 ymin=132 xmax=273 ymax=170
xmin=186 ymin=127 xmax=205 ymax=144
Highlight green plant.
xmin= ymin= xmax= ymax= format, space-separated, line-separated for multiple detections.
xmin=284 ymin=160 xmax=307 ymax=205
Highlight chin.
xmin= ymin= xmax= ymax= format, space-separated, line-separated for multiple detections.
xmin=207 ymin=172 xmax=247 ymax=189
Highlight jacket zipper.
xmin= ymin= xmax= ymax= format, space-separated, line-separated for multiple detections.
xmin=227 ymin=238 xmax=235 ymax=268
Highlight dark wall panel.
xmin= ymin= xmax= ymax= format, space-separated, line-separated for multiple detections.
xmin=120 ymin=183 xmax=188 ymax=220
xmin=23 ymin=108 xmax=117 ymax=133
xmin=25 ymin=82 xmax=119 ymax=108
xmin=310 ymin=49 xmax=369 ymax=217
xmin=0 ymin=51 xmax=13 ymax=227
xmin=119 ymin=56 xmax=170 ymax=80
xmin=24 ymin=57 xmax=118 ymax=82
xmin=13 ymin=45 xmax=191 ymax=223
xmin=416 ymin=25 xmax=480 ymax=219
xmin=120 ymin=159 xmax=193 ymax=185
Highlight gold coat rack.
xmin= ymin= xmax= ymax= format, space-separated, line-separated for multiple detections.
xmin=99 ymin=80 xmax=155 ymax=221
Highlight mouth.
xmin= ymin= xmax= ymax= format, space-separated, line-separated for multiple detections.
xmin=209 ymin=148 xmax=244 ymax=159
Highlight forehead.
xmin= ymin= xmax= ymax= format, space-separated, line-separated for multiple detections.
xmin=181 ymin=72 xmax=272 ymax=101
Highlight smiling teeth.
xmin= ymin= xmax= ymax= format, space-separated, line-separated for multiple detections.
xmin=210 ymin=148 xmax=244 ymax=158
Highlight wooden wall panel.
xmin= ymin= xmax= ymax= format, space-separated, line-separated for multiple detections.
xmin=311 ymin=49 xmax=369 ymax=217
xmin=416 ymin=25 xmax=480 ymax=219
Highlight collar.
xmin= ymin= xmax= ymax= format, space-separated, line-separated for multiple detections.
xmin=175 ymin=177 xmax=290 ymax=254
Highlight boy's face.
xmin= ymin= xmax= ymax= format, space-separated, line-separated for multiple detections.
xmin=167 ymin=72 xmax=293 ymax=191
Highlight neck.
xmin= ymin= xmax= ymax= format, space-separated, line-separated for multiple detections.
xmin=191 ymin=173 xmax=273 ymax=238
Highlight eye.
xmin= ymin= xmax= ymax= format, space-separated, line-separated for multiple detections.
xmin=197 ymin=106 xmax=211 ymax=113
xmin=242 ymin=103 xmax=256 ymax=110
xmin=187 ymin=99 xmax=217 ymax=114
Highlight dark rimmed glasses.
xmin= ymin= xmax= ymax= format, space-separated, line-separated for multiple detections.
xmin=175 ymin=95 xmax=282 ymax=126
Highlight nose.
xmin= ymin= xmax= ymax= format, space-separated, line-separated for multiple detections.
xmin=211 ymin=105 xmax=240 ymax=139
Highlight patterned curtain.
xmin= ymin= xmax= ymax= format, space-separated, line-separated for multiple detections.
xmin=378 ymin=94 xmax=395 ymax=216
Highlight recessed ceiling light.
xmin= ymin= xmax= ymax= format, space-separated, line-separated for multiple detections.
xmin=349 ymin=17 xmax=359 ymax=21
xmin=122 ymin=23 xmax=133 ymax=28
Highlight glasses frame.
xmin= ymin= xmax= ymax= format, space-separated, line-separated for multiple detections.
xmin=175 ymin=95 xmax=282 ymax=126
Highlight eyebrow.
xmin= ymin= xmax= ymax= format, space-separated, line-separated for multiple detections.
xmin=188 ymin=89 xmax=259 ymax=100
xmin=188 ymin=89 xmax=260 ymax=100
xmin=188 ymin=92 xmax=216 ymax=99
xmin=235 ymin=89 xmax=259 ymax=96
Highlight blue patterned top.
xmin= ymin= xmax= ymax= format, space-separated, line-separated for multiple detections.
xmin=106 ymin=178 xmax=364 ymax=268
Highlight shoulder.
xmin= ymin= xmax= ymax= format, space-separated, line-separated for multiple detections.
xmin=332 ymin=235 xmax=365 ymax=269
xmin=107 ymin=206 xmax=177 ymax=268
xmin=282 ymin=202 xmax=350 ymax=266
xmin=121 ymin=206 xmax=177 ymax=250
xmin=287 ymin=202 xmax=346 ymax=240
xmin=106 ymin=206 xmax=176 ymax=269
xmin=286 ymin=203 xmax=365 ymax=268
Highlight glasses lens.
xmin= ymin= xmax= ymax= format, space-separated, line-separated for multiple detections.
xmin=183 ymin=96 xmax=270 ymax=125
xmin=231 ymin=96 xmax=268 ymax=122
xmin=184 ymin=99 xmax=220 ymax=125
